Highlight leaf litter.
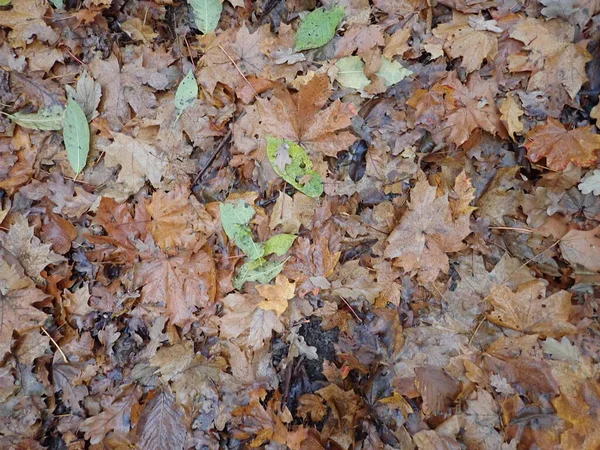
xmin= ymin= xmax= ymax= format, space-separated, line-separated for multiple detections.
xmin=0 ymin=0 xmax=600 ymax=449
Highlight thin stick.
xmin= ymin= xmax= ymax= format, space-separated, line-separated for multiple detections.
xmin=193 ymin=129 xmax=232 ymax=184
xmin=504 ymin=239 xmax=560 ymax=283
xmin=41 ymin=327 xmax=68 ymax=363
xmin=184 ymin=36 xmax=196 ymax=67
xmin=218 ymin=44 xmax=258 ymax=96
xmin=490 ymin=226 xmax=533 ymax=234
xmin=339 ymin=296 xmax=363 ymax=323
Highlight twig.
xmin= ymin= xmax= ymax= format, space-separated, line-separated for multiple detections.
xmin=504 ymin=239 xmax=561 ymax=283
xmin=339 ymin=296 xmax=363 ymax=323
xmin=489 ymin=226 xmax=533 ymax=234
xmin=193 ymin=129 xmax=232 ymax=184
xmin=41 ymin=327 xmax=68 ymax=363
xmin=218 ymin=44 xmax=258 ymax=96
xmin=184 ymin=35 xmax=196 ymax=67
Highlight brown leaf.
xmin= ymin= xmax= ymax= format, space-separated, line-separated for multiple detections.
xmin=135 ymin=251 xmax=216 ymax=331
xmin=384 ymin=178 xmax=472 ymax=283
xmin=552 ymin=381 xmax=600 ymax=450
xmin=256 ymin=74 xmax=357 ymax=157
xmin=256 ymin=274 xmax=296 ymax=316
xmin=487 ymin=280 xmax=576 ymax=337
xmin=414 ymin=366 xmax=461 ymax=416
xmin=559 ymin=227 xmax=600 ymax=271
xmin=525 ymin=119 xmax=600 ymax=170
xmin=136 ymin=389 xmax=187 ymax=450
xmin=0 ymin=0 xmax=59 ymax=48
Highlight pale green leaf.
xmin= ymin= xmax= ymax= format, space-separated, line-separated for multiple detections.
xmin=264 ymin=234 xmax=296 ymax=257
xmin=295 ymin=7 xmax=345 ymax=52
xmin=542 ymin=337 xmax=581 ymax=362
xmin=63 ymin=99 xmax=90 ymax=174
xmin=335 ymin=56 xmax=370 ymax=90
xmin=9 ymin=105 xmax=64 ymax=131
xmin=49 ymin=0 xmax=64 ymax=8
xmin=0 ymin=0 xmax=12 ymax=5
xmin=174 ymin=70 xmax=198 ymax=121
xmin=188 ymin=0 xmax=223 ymax=34
xmin=233 ymin=258 xmax=286 ymax=290
xmin=266 ymin=137 xmax=323 ymax=198
xmin=578 ymin=169 xmax=600 ymax=196
xmin=219 ymin=201 xmax=264 ymax=260
xmin=376 ymin=57 xmax=413 ymax=87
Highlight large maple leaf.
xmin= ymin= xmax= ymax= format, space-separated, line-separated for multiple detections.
xmin=384 ymin=178 xmax=472 ymax=283
xmin=524 ymin=118 xmax=600 ymax=170
xmin=256 ymin=74 xmax=357 ymax=157
xmin=134 ymin=251 xmax=216 ymax=331
xmin=0 ymin=0 xmax=59 ymax=48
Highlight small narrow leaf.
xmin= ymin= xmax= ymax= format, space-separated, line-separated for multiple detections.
xmin=9 ymin=105 xmax=64 ymax=131
xmin=219 ymin=201 xmax=264 ymax=260
xmin=174 ymin=70 xmax=198 ymax=121
xmin=63 ymin=99 xmax=90 ymax=174
xmin=264 ymin=234 xmax=296 ymax=257
xmin=335 ymin=56 xmax=370 ymax=90
xmin=188 ymin=0 xmax=223 ymax=34
xmin=295 ymin=7 xmax=345 ymax=52
xmin=233 ymin=258 xmax=286 ymax=290
xmin=376 ymin=57 xmax=413 ymax=87
xmin=266 ymin=137 xmax=323 ymax=198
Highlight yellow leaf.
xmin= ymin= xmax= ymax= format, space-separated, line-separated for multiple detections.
xmin=499 ymin=95 xmax=524 ymax=140
xmin=256 ymin=275 xmax=296 ymax=316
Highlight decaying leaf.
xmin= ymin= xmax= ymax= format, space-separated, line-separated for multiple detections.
xmin=559 ymin=227 xmax=600 ymax=271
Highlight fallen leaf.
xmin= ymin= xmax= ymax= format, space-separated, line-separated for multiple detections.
xmin=486 ymin=280 xmax=576 ymax=337
xmin=136 ymin=389 xmax=187 ymax=450
xmin=524 ymin=118 xmax=600 ymax=170
xmin=0 ymin=0 xmax=59 ymax=47
xmin=295 ymin=7 xmax=345 ymax=51
xmin=559 ymin=227 xmax=600 ymax=271
xmin=63 ymin=98 xmax=90 ymax=175
xmin=333 ymin=56 xmax=370 ymax=90
xmin=578 ymin=169 xmax=600 ymax=196
xmin=499 ymin=95 xmax=524 ymax=140
xmin=188 ymin=0 xmax=223 ymax=34
xmin=542 ymin=337 xmax=581 ymax=362
xmin=256 ymin=274 xmax=296 ymax=316
xmin=384 ymin=178 xmax=472 ymax=283
xmin=65 ymin=70 xmax=102 ymax=121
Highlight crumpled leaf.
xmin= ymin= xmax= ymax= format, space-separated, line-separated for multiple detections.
xmin=295 ymin=7 xmax=345 ymax=52
xmin=63 ymin=99 xmax=90 ymax=175
xmin=524 ymin=118 xmax=600 ymax=170
xmin=578 ymin=170 xmax=600 ymax=196
xmin=0 ymin=0 xmax=59 ymax=47
xmin=220 ymin=200 xmax=264 ymax=260
xmin=334 ymin=56 xmax=370 ymax=90
xmin=266 ymin=137 xmax=324 ymax=197
xmin=188 ymin=0 xmax=223 ymax=34
xmin=174 ymin=70 xmax=198 ymax=121
xmin=9 ymin=105 xmax=64 ymax=131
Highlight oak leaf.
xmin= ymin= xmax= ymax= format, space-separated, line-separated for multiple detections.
xmin=384 ymin=178 xmax=472 ymax=283
xmin=525 ymin=118 xmax=600 ymax=170
xmin=487 ymin=280 xmax=576 ymax=337
xmin=256 ymin=73 xmax=357 ymax=157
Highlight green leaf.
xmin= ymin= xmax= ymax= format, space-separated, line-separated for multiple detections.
xmin=63 ymin=99 xmax=90 ymax=174
xmin=219 ymin=201 xmax=264 ymax=260
xmin=9 ymin=105 xmax=64 ymax=131
xmin=335 ymin=56 xmax=370 ymax=90
xmin=266 ymin=137 xmax=324 ymax=198
xmin=0 ymin=0 xmax=12 ymax=5
xmin=174 ymin=70 xmax=198 ymax=121
xmin=295 ymin=7 xmax=345 ymax=52
xmin=233 ymin=258 xmax=286 ymax=290
xmin=49 ymin=0 xmax=64 ymax=8
xmin=264 ymin=234 xmax=296 ymax=257
xmin=188 ymin=0 xmax=223 ymax=34
xmin=376 ymin=57 xmax=413 ymax=87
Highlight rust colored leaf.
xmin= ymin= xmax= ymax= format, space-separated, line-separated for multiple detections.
xmin=136 ymin=389 xmax=187 ymax=450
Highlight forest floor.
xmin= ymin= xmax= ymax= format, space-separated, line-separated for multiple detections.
xmin=1 ymin=0 xmax=600 ymax=449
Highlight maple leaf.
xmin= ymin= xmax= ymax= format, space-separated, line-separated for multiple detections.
xmin=147 ymin=184 xmax=215 ymax=255
xmin=80 ymin=384 xmax=141 ymax=445
xmin=0 ymin=214 xmax=65 ymax=281
xmin=256 ymin=274 xmax=296 ymax=316
xmin=524 ymin=119 xmax=600 ymax=170
xmin=134 ymin=251 xmax=216 ymax=331
xmin=559 ymin=227 xmax=600 ymax=271
xmin=462 ymin=389 xmax=506 ymax=450
xmin=0 ymin=0 xmax=59 ymax=48
xmin=486 ymin=280 xmax=576 ymax=337
xmin=552 ymin=382 xmax=600 ymax=450
xmin=256 ymin=73 xmax=357 ymax=157
xmin=89 ymin=54 xmax=130 ymax=130
xmin=433 ymin=15 xmax=498 ymax=73
xmin=384 ymin=178 xmax=472 ymax=284
xmin=99 ymin=133 xmax=167 ymax=198
xmin=0 ymin=252 xmax=49 ymax=360
xmin=136 ymin=389 xmax=187 ymax=450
